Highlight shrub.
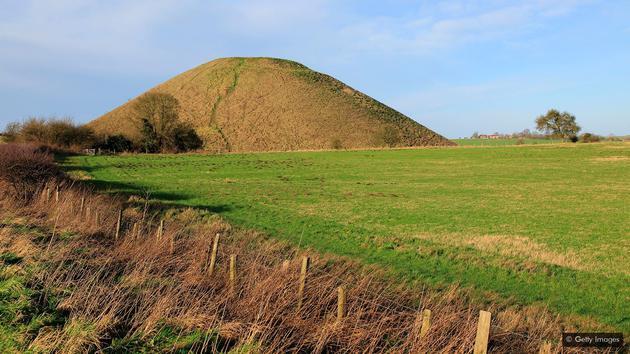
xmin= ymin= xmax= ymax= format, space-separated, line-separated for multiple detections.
xmin=134 ymin=93 xmax=203 ymax=153
xmin=569 ymin=135 xmax=578 ymax=143
xmin=2 ymin=122 xmax=20 ymax=142
xmin=580 ymin=132 xmax=600 ymax=143
xmin=139 ymin=118 xmax=160 ymax=153
xmin=331 ymin=138 xmax=343 ymax=150
xmin=3 ymin=117 xmax=95 ymax=149
xmin=515 ymin=138 xmax=525 ymax=145
xmin=19 ymin=118 xmax=49 ymax=143
xmin=134 ymin=93 xmax=179 ymax=152
xmin=0 ymin=143 xmax=61 ymax=201
xmin=94 ymin=135 xmax=135 ymax=153
xmin=48 ymin=119 xmax=94 ymax=148
xmin=172 ymin=124 xmax=203 ymax=152
xmin=381 ymin=126 xmax=401 ymax=147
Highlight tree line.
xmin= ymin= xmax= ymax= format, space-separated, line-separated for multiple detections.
xmin=470 ymin=109 xmax=609 ymax=143
xmin=1 ymin=92 xmax=202 ymax=153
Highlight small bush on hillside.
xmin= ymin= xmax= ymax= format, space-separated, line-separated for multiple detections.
xmin=331 ymin=138 xmax=343 ymax=150
xmin=580 ymin=132 xmax=600 ymax=143
xmin=173 ymin=124 xmax=203 ymax=152
xmin=0 ymin=143 xmax=61 ymax=201
xmin=569 ymin=135 xmax=578 ymax=143
xmin=381 ymin=126 xmax=401 ymax=147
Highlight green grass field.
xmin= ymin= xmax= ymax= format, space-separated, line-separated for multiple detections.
xmin=63 ymin=142 xmax=630 ymax=331
xmin=453 ymin=138 xmax=563 ymax=146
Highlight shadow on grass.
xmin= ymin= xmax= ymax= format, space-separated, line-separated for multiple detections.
xmin=73 ymin=177 xmax=236 ymax=215
xmin=56 ymin=153 xmax=237 ymax=215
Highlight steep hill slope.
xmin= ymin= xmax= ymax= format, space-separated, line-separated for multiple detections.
xmin=89 ymin=57 xmax=453 ymax=152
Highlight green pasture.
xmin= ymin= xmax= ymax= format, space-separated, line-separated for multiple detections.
xmin=62 ymin=142 xmax=630 ymax=331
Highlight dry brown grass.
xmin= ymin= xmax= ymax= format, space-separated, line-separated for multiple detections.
xmin=410 ymin=232 xmax=626 ymax=277
xmin=1 ymin=181 xmax=610 ymax=353
xmin=0 ymin=143 xmax=61 ymax=201
xmin=591 ymin=156 xmax=629 ymax=162
xmin=88 ymin=57 xmax=453 ymax=153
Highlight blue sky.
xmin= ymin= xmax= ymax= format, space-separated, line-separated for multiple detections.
xmin=1 ymin=0 xmax=629 ymax=138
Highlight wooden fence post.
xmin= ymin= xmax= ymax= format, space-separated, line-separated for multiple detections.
xmin=337 ymin=286 xmax=346 ymax=322
xmin=420 ymin=309 xmax=431 ymax=337
xmin=208 ymin=233 xmax=220 ymax=276
xmin=47 ymin=213 xmax=61 ymax=252
xmin=79 ymin=197 xmax=85 ymax=215
xmin=297 ymin=256 xmax=310 ymax=312
xmin=229 ymin=254 xmax=237 ymax=293
xmin=538 ymin=342 xmax=552 ymax=354
xmin=473 ymin=310 xmax=492 ymax=354
xmin=115 ymin=209 xmax=123 ymax=240
xmin=156 ymin=219 xmax=164 ymax=241
xmin=131 ymin=222 xmax=138 ymax=240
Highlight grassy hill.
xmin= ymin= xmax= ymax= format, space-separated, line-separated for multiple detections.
xmin=89 ymin=57 xmax=453 ymax=152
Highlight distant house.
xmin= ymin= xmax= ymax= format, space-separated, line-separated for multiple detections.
xmin=478 ymin=134 xmax=501 ymax=139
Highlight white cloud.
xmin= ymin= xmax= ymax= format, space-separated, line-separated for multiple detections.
xmin=338 ymin=0 xmax=589 ymax=54
xmin=0 ymin=0 xmax=589 ymax=76
xmin=0 ymin=0 xmax=185 ymax=74
xmin=0 ymin=0 xmax=337 ymax=75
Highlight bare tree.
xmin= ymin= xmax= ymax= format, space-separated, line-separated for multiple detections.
xmin=134 ymin=92 xmax=202 ymax=153
xmin=134 ymin=92 xmax=181 ymax=152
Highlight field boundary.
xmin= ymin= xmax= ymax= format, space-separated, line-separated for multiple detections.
xmin=0 ymin=180 xmax=588 ymax=353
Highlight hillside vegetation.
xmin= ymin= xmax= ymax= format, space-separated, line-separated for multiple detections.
xmin=89 ymin=57 xmax=453 ymax=152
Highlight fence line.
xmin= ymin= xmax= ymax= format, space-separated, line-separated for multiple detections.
xmin=38 ymin=183 xmax=557 ymax=353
